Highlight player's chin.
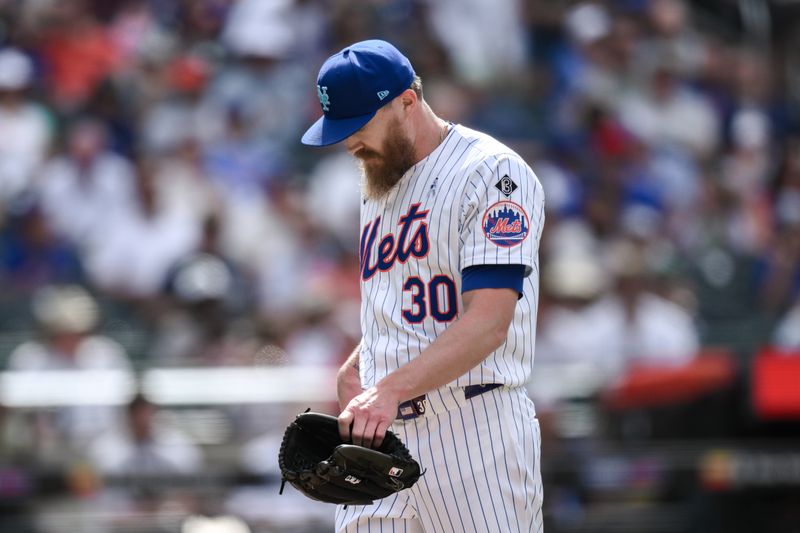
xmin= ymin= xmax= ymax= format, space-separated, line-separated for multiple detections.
xmin=362 ymin=161 xmax=387 ymax=179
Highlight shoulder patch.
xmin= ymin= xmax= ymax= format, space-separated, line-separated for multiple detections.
xmin=494 ymin=175 xmax=518 ymax=198
xmin=482 ymin=201 xmax=529 ymax=247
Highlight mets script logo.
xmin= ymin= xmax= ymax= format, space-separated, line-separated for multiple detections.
xmin=317 ymin=85 xmax=330 ymax=112
xmin=482 ymin=201 xmax=529 ymax=247
xmin=360 ymin=203 xmax=430 ymax=281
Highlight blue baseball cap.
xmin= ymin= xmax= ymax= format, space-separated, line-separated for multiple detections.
xmin=301 ymin=40 xmax=415 ymax=147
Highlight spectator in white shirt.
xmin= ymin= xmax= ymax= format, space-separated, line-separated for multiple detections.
xmin=38 ymin=118 xmax=136 ymax=247
xmin=7 ymin=284 xmax=130 ymax=371
xmin=0 ymin=48 xmax=52 ymax=205
xmin=7 ymin=285 xmax=131 ymax=445
xmin=535 ymin=243 xmax=699 ymax=393
xmin=618 ymin=62 xmax=719 ymax=159
xmin=88 ymin=393 xmax=203 ymax=477
xmin=86 ymin=157 xmax=199 ymax=299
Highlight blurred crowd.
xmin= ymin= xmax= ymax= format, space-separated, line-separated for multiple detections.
xmin=0 ymin=0 xmax=799 ymax=531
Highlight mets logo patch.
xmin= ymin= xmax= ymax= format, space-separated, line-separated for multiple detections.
xmin=482 ymin=201 xmax=530 ymax=247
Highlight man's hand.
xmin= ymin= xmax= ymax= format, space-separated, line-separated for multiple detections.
xmin=338 ymin=385 xmax=401 ymax=449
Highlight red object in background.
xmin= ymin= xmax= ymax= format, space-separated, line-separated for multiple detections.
xmin=591 ymin=116 xmax=636 ymax=160
xmin=752 ymin=347 xmax=800 ymax=419
xmin=166 ymin=55 xmax=211 ymax=93
xmin=40 ymin=26 xmax=121 ymax=107
xmin=603 ymin=349 xmax=737 ymax=410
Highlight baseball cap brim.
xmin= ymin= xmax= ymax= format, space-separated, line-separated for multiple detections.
xmin=301 ymin=112 xmax=376 ymax=147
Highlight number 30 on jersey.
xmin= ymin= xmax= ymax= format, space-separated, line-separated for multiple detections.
xmin=402 ymin=275 xmax=457 ymax=323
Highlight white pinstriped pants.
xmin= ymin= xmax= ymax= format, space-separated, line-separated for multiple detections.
xmin=335 ymin=386 xmax=544 ymax=532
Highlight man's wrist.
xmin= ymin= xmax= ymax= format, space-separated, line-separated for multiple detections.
xmin=376 ymin=371 xmax=413 ymax=403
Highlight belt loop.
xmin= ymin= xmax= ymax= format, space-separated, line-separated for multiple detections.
xmin=464 ymin=383 xmax=503 ymax=400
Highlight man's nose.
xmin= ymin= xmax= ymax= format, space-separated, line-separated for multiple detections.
xmin=345 ymin=137 xmax=363 ymax=156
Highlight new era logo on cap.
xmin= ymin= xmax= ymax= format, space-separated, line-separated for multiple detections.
xmin=301 ymin=40 xmax=416 ymax=147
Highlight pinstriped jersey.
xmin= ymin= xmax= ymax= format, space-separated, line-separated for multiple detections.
xmin=358 ymin=124 xmax=545 ymax=390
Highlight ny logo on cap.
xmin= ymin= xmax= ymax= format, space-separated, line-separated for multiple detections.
xmin=317 ymin=85 xmax=330 ymax=112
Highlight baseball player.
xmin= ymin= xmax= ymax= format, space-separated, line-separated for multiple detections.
xmin=302 ymin=40 xmax=545 ymax=533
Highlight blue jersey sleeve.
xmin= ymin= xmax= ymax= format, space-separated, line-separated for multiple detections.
xmin=461 ymin=264 xmax=526 ymax=296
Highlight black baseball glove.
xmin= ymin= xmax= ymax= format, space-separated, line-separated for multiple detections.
xmin=278 ymin=411 xmax=422 ymax=505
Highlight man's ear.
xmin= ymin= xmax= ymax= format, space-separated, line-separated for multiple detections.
xmin=398 ymin=88 xmax=417 ymax=112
